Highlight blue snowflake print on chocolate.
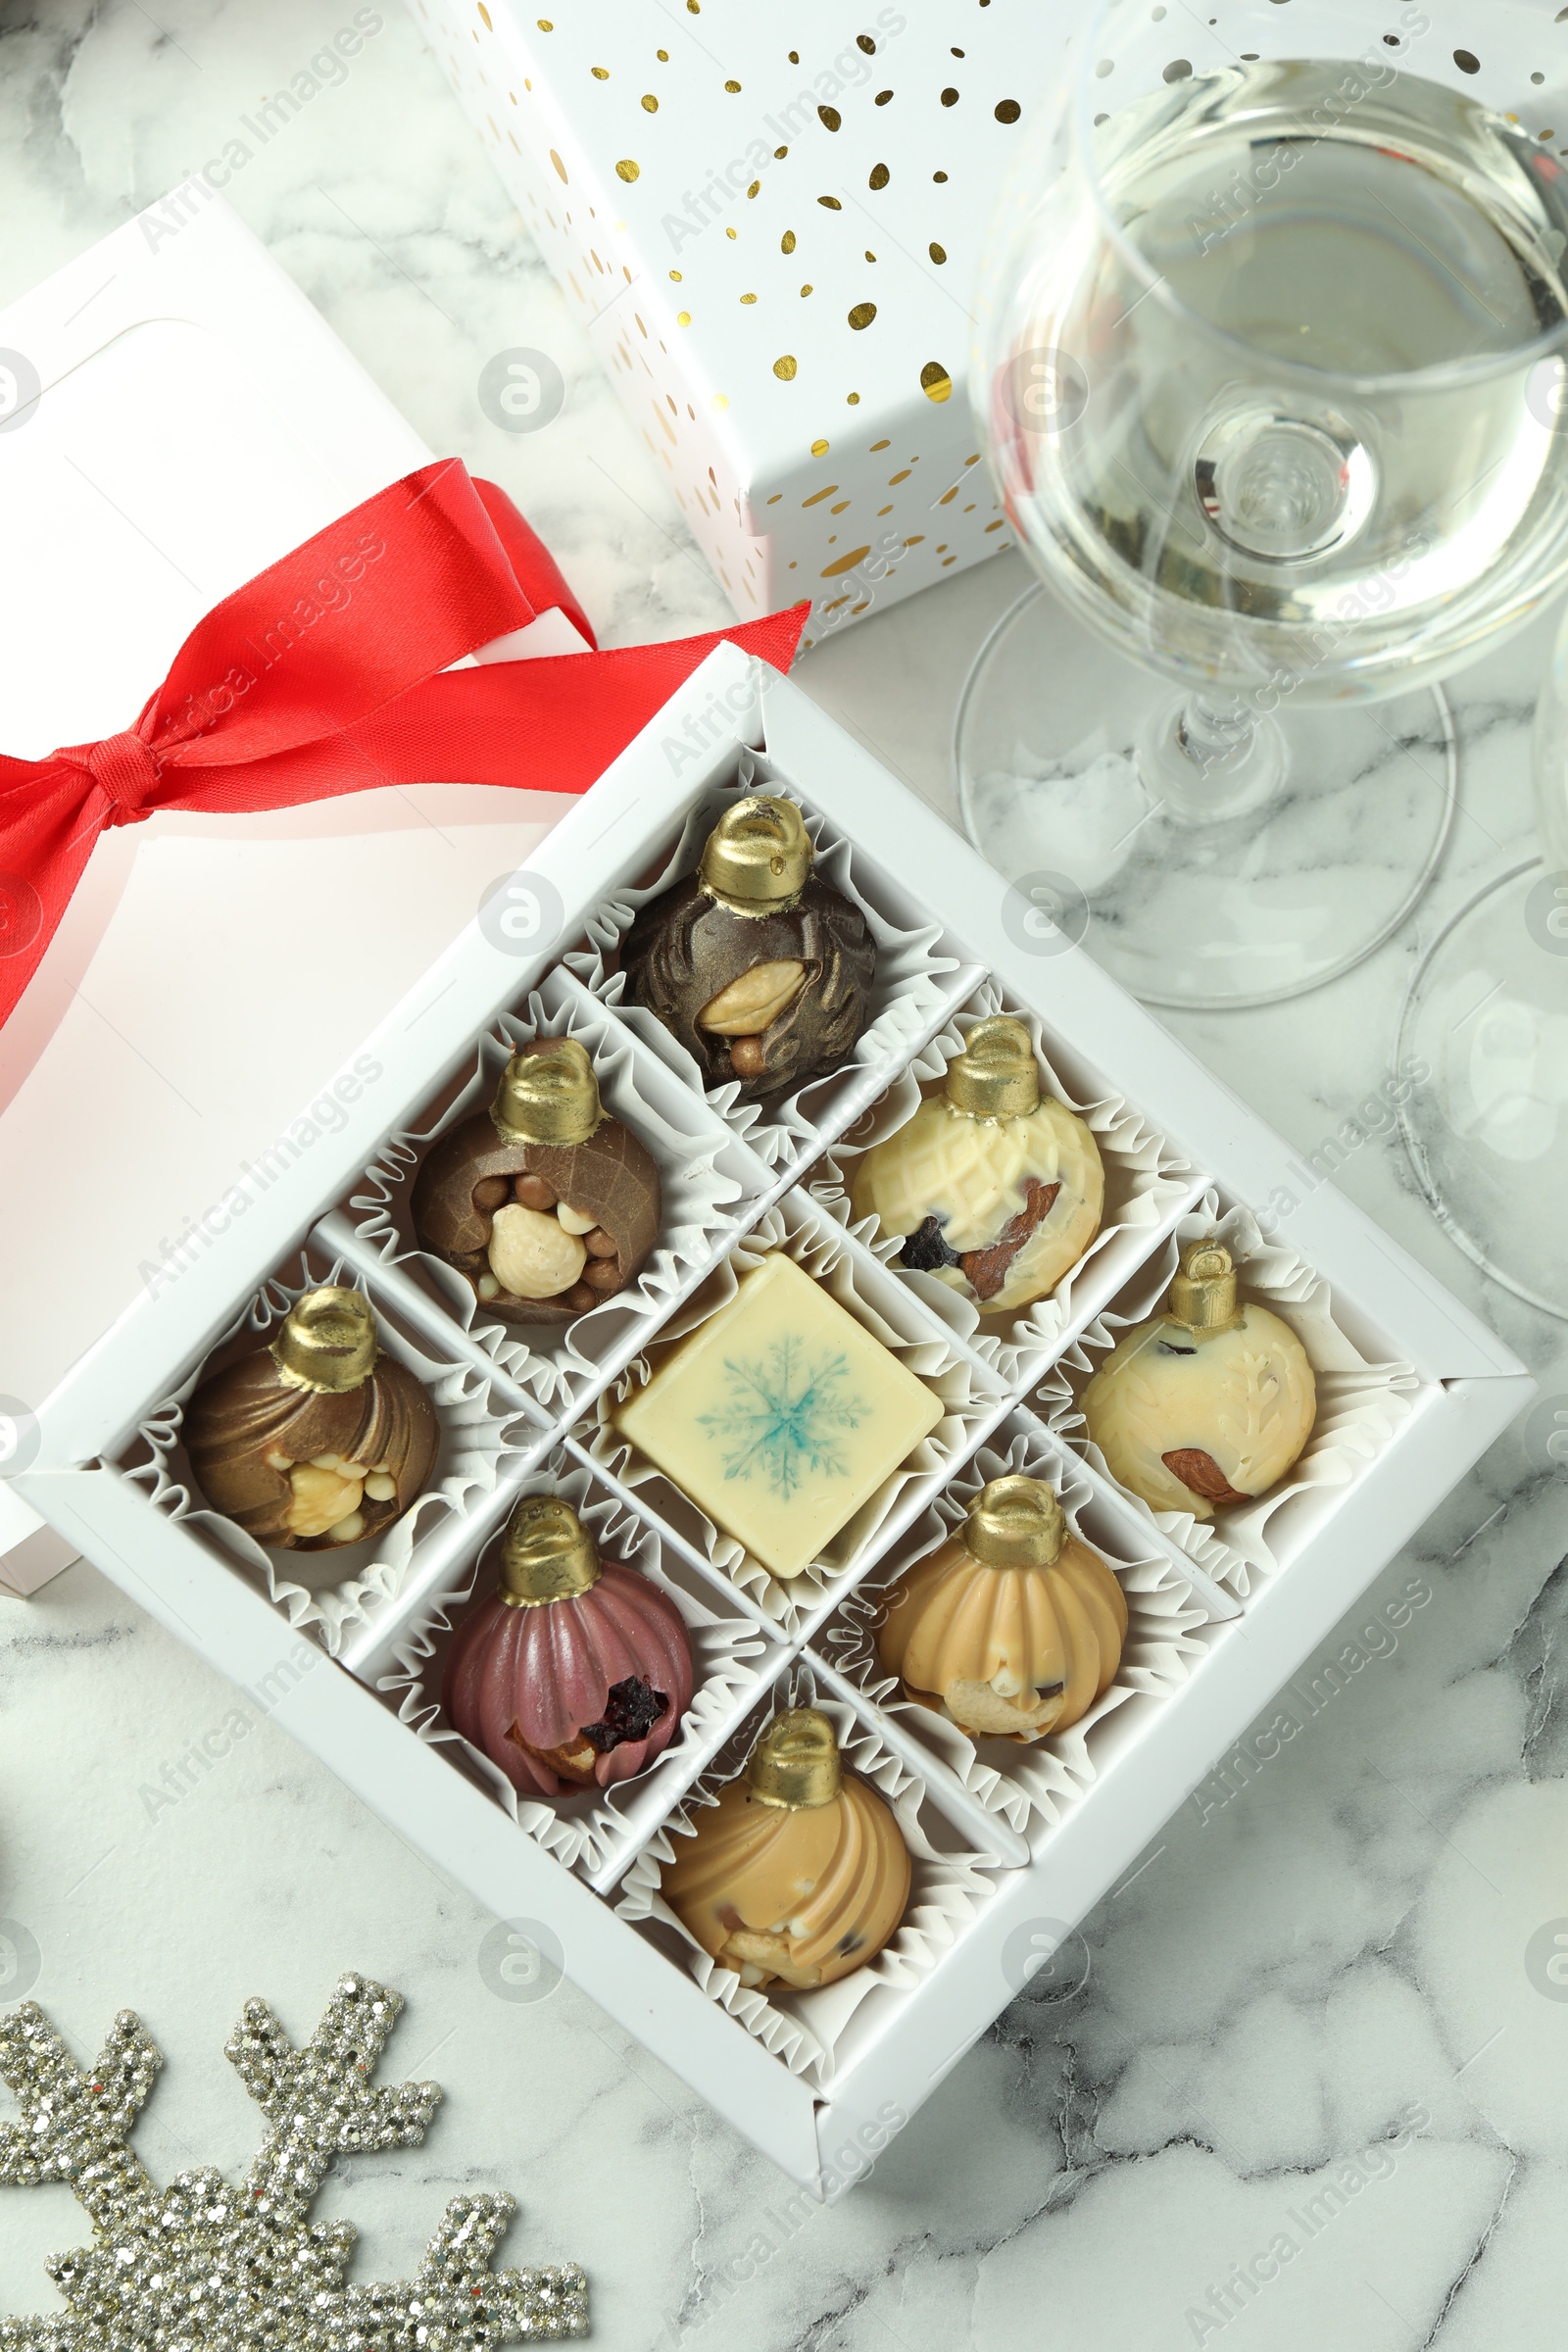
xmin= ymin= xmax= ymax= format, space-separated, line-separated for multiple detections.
xmin=698 ymin=1338 xmax=870 ymax=1498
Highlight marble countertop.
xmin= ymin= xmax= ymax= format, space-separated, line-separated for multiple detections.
xmin=2 ymin=5 xmax=1566 ymax=2347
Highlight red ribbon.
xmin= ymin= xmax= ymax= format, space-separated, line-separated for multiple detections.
xmin=0 ymin=459 xmax=808 ymax=1029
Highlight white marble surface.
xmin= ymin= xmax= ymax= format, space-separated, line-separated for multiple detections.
xmin=2 ymin=5 xmax=1567 ymax=2347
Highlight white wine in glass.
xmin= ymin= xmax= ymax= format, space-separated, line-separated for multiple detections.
xmin=960 ymin=0 xmax=1568 ymax=1006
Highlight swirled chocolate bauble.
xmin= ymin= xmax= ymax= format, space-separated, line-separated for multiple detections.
xmin=1082 ymin=1240 xmax=1316 ymax=1518
xmin=445 ymin=1494 xmax=694 ymax=1798
xmin=619 ymin=795 xmax=876 ymax=1101
xmin=877 ymin=1474 xmax=1127 ymax=1740
xmin=662 ymin=1708 xmax=909 ymax=1990
xmin=411 ymin=1037 xmax=661 ymax=1325
xmin=850 ymin=1017 xmax=1104 ymax=1314
xmin=183 ymin=1287 xmax=439 ymax=1550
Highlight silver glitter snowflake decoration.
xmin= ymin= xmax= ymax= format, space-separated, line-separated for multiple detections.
xmin=0 ymin=1971 xmax=587 ymax=2348
xmin=698 ymin=1338 xmax=866 ymax=1498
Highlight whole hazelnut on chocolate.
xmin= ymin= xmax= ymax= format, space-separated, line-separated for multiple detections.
xmin=183 ymin=1286 xmax=439 ymax=1551
xmin=411 ymin=1037 xmax=661 ymax=1325
xmin=445 ymin=1494 xmax=694 ymax=1797
xmin=619 ymin=795 xmax=876 ymax=1101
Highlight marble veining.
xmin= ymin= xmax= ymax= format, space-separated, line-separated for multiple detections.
xmin=2 ymin=5 xmax=1567 ymax=2349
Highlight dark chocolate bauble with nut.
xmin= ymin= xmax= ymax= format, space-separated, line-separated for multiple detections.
xmin=411 ymin=1036 xmax=662 ymax=1326
xmin=184 ymin=1287 xmax=439 ymax=1551
xmin=619 ymin=795 xmax=876 ymax=1102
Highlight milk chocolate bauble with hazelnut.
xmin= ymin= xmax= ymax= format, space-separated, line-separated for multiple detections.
xmin=445 ymin=1495 xmax=694 ymax=1798
xmin=662 ymin=1708 xmax=910 ymax=1990
xmin=851 ymin=1017 xmax=1104 ymax=1314
xmin=619 ymin=795 xmax=876 ymax=1102
xmin=183 ymin=1287 xmax=439 ymax=1551
xmin=411 ymin=1037 xmax=661 ymax=1325
xmin=877 ymin=1475 xmax=1127 ymax=1741
xmin=1082 ymin=1240 xmax=1317 ymax=1518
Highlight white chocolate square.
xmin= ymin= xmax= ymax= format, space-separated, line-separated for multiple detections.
xmin=615 ymin=1252 xmax=944 ymax=1581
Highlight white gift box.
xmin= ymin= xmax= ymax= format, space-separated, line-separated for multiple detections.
xmin=404 ymin=0 xmax=1071 ymax=643
xmin=16 ymin=639 xmax=1533 ymax=2196
xmin=3 ymin=198 xmax=1535 ymax=2200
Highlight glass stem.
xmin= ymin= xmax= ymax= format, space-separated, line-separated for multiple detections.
xmin=1138 ymin=690 xmax=1287 ymax=825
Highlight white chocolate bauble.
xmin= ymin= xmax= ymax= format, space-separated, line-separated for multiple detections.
xmin=1082 ymin=1304 xmax=1316 ymax=1518
xmin=851 ymin=1095 xmax=1104 ymax=1312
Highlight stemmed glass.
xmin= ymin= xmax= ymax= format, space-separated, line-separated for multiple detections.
xmin=1397 ymin=613 xmax=1568 ymax=1318
xmin=958 ymin=0 xmax=1568 ymax=1009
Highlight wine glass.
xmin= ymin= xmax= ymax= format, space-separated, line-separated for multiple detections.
xmin=957 ymin=0 xmax=1568 ymax=1008
xmin=1396 ymin=604 xmax=1568 ymax=1318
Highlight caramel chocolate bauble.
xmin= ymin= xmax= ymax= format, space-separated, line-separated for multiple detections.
xmin=662 ymin=1708 xmax=910 ymax=1990
xmin=619 ymin=796 xmax=876 ymax=1102
xmin=445 ymin=1495 xmax=694 ymax=1798
xmin=1081 ymin=1239 xmax=1317 ymax=1518
xmin=183 ymin=1287 xmax=439 ymax=1551
xmin=878 ymin=1475 xmax=1127 ymax=1741
xmin=411 ymin=1037 xmax=661 ymax=1325
xmin=850 ymin=1017 xmax=1104 ymax=1314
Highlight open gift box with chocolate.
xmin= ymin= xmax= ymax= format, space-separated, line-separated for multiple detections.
xmin=18 ymin=638 xmax=1533 ymax=2201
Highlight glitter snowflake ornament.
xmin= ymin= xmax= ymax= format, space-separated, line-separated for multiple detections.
xmin=0 ymin=1971 xmax=588 ymax=2348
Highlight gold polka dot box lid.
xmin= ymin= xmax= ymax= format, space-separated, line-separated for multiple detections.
xmin=412 ymin=0 xmax=1069 ymax=640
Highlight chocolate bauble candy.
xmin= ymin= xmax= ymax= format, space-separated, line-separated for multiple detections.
xmin=184 ymin=1287 xmax=438 ymax=1551
xmin=878 ymin=1475 xmax=1126 ymax=1740
xmin=1082 ymin=1239 xmax=1316 ymax=1517
xmin=446 ymin=1495 xmax=694 ymax=1798
xmin=852 ymin=1017 xmax=1104 ymax=1313
xmin=412 ymin=1037 xmax=661 ymax=1326
xmin=620 ymin=796 xmax=876 ymax=1102
xmin=662 ymin=1708 xmax=910 ymax=1990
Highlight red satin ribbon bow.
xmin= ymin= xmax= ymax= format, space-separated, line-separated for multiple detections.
xmin=0 ymin=459 xmax=808 ymax=1028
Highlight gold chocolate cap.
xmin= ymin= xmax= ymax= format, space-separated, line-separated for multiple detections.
xmin=945 ymin=1016 xmax=1042 ymax=1120
xmin=499 ymin=1494 xmax=602 ymax=1606
xmin=746 ymin=1706 xmax=842 ymax=1809
xmin=698 ymin=795 xmax=812 ymax=916
xmin=491 ymin=1037 xmax=604 ymax=1147
xmin=1168 ymin=1237 xmax=1242 ymax=1333
xmin=270 ymin=1287 xmax=380 ymax=1394
xmin=962 ymin=1474 xmax=1065 ymax=1569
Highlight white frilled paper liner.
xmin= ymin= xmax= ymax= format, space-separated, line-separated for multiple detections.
xmin=815 ymin=1412 xmax=1211 ymax=1843
xmin=614 ymin=1659 xmax=998 ymax=2091
xmin=373 ymin=1451 xmax=769 ymax=1885
xmin=807 ymin=978 xmax=1200 ymax=1392
xmin=584 ymin=1192 xmax=1009 ymax=1636
xmin=345 ymin=963 xmax=765 ymax=1415
xmin=1037 ymin=1200 xmax=1420 ymax=1600
xmin=122 ymin=1250 xmax=530 ymax=1654
xmin=562 ymin=748 xmax=981 ymax=1172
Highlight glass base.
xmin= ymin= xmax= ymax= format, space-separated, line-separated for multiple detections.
xmin=1397 ymin=858 xmax=1568 ymax=1322
xmin=954 ymin=584 xmax=1456 ymax=1010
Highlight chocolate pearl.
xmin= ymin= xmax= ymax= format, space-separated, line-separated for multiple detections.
xmin=514 ymin=1172 xmax=556 ymax=1210
xmin=583 ymin=1226 xmax=618 ymax=1258
xmin=563 ymin=1281 xmax=598 ymax=1314
xmin=471 ymin=1174 xmax=511 ymax=1214
xmin=729 ymin=1035 xmax=768 ymax=1081
xmin=584 ymin=1257 xmax=623 ymax=1294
